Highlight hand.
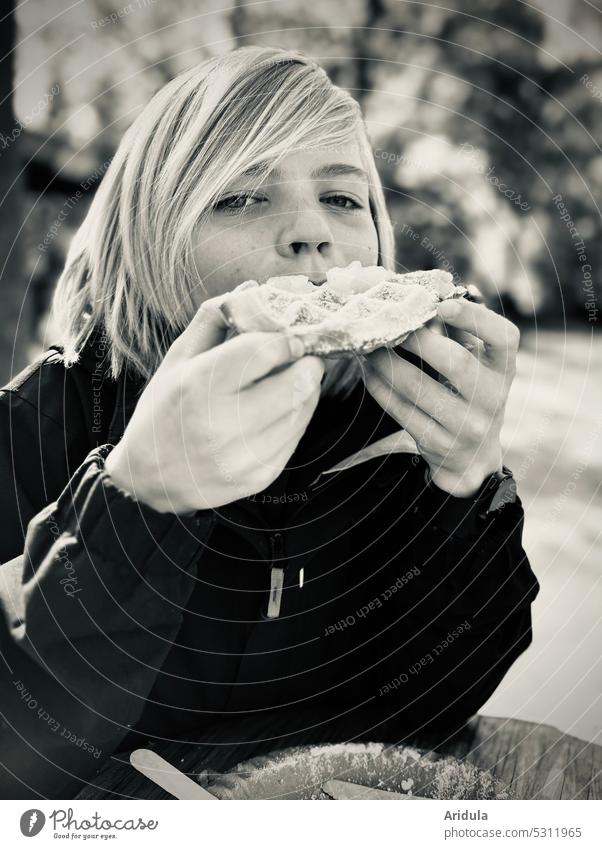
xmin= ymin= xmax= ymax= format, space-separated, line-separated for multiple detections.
xmin=361 ymin=298 xmax=520 ymax=497
xmin=106 ymin=297 xmax=324 ymax=514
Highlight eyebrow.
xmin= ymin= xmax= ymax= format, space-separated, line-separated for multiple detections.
xmin=312 ymin=163 xmax=369 ymax=181
xmin=237 ymin=162 xmax=369 ymax=183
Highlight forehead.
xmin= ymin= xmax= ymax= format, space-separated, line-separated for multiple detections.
xmin=239 ymin=141 xmax=369 ymax=183
xmin=284 ymin=141 xmax=366 ymax=170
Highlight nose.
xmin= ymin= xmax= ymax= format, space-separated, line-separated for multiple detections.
xmin=275 ymin=207 xmax=333 ymax=259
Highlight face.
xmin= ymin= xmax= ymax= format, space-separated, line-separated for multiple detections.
xmin=191 ymin=141 xmax=380 ymax=305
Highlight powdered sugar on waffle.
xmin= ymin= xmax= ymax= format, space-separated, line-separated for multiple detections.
xmin=203 ymin=740 xmax=509 ymax=800
xmin=219 ymin=261 xmax=467 ymax=357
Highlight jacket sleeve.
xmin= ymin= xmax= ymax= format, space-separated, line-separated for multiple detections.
xmin=375 ymin=459 xmax=539 ymax=734
xmin=0 ymin=443 xmax=216 ymax=798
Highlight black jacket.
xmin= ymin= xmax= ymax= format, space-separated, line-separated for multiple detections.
xmin=0 ymin=334 xmax=539 ymax=797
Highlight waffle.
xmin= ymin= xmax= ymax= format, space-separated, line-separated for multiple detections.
xmin=219 ymin=261 xmax=466 ymax=357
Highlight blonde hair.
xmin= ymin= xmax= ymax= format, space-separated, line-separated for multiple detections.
xmin=51 ymin=45 xmax=395 ymax=398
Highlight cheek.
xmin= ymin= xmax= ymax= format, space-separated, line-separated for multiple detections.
xmin=338 ymin=216 xmax=380 ymax=263
xmin=191 ymin=225 xmax=262 ymax=302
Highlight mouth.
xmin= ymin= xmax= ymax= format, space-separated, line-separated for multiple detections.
xmin=261 ymin=271 xmax=328 ymax=286
xmin=301 ymin=270 xmax=328 ymax=285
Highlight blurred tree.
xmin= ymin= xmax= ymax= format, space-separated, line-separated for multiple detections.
xmin=364 ymin=0 xmax=601 ymax=320
xmin=0 ymin=0 xmax=30 ymax=384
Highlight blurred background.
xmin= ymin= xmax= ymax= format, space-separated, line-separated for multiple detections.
xmin=1 ymin=1 xmax=600 ymax=742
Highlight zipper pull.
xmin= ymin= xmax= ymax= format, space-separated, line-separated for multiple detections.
xmin=266 ymin=532 xmax=285 ymax=619
xmin=267 ymin=567 xmax=285 ymax=619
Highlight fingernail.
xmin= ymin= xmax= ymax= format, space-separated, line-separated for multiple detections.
xmin=437 ymin=299 xmax=462 ymax=319
xmin=288 ymin=335 xmax=305 ymax=358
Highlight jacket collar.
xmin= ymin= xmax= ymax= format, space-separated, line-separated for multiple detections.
xmin=321 ymin=428 xmax=418 ymax=475
xmin=72 ymin=334 xmax=145 ymax=446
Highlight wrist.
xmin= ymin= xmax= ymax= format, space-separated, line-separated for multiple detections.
xmin=419 ymin=462 xmax=517 ymax=540
xmin=105 ymin=445 xmax=175 ymax=515
xmin=105 ymin=445 xmax=146 ymax=502
xmin=426 ymin=461 xmax=503 ymax=498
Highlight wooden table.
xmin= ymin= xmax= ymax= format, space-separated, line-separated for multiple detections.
xmin=75 ymin=714 xmax=602 ymax=800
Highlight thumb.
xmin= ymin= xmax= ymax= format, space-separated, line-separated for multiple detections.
xmin=167 ymin=295 xmax=230 ymax=362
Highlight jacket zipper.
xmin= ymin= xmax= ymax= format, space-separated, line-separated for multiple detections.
xmin=263 ymin=472 xmax=344 ymax=618
xmin=227 ymin=471 xmax=346 ymax=620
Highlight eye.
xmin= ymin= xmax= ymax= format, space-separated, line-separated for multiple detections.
xmin=214 ymin=192 xmax=263 ymax=213
xmin=322 ymin=194 xmax=363 ymax=210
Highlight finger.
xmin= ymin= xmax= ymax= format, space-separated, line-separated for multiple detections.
xmin=401 ymin=326 xmax=496 ymax=403
xmin=205 ymin=331 xmax=308 ymax=390
xmin=166 ymin=294 xmax=231 ymax=362
xmin=443 ymin=323 xmax=485 ymax=357
xmin=237 ymin=398 xmax=320 ymax=492
xmin=362 ymin=362 xmax=450 ymax=453
xmin=240 ymin=356 xmax=324 ymax=422
xmin=437 ymin=299 xmax=520 ymax=374
xmin=250 ymin=390 xmax=319 ymax=464
xmin=365 ymin=349 xmax=465 ymax=430
xmin=441 ymin=283 xmax=486 ymax=352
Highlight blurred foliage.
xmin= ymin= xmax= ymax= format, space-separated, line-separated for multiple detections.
xmin=11 ymin=0 xmax=602 ymax=351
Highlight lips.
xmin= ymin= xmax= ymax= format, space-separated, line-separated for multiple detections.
xmin=259 ymin=271 xmax=327 ymax=286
